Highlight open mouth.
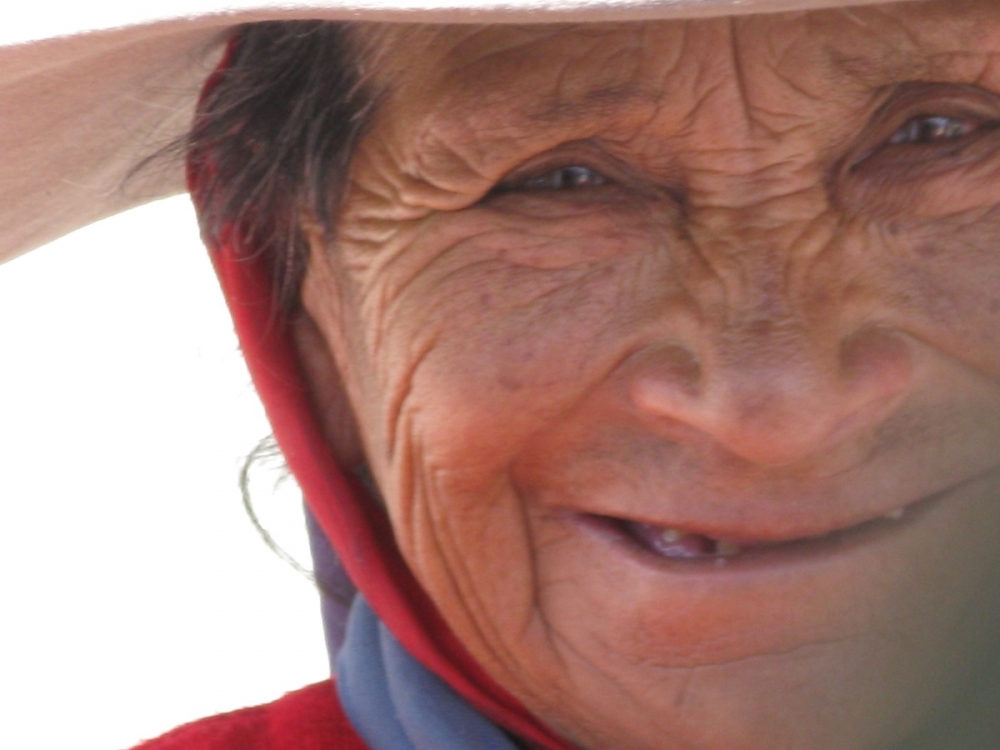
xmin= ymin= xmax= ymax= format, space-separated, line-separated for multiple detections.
xmin=582 ymin=504 xmax=914 ymax=566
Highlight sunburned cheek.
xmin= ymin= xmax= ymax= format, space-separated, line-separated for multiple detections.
xmin=355 ymin=219 xmax=680 ymax=465
xmin=431 ymin=203 xmax=670 ymax=269
xmin=372 ymin=276 xmax=629 ymax=471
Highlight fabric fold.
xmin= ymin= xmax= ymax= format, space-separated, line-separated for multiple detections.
xmin=337 ymin=597 xmax=522 ymax=750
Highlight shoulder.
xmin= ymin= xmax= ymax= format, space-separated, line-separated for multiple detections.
xmin=131 ymin=680 xmax=369 ymax=750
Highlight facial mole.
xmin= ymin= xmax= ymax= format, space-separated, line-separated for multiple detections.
xmin=989 ymin=299 xmax=1000 ymax=314
xmin=915 ymin=243 xmax=941 ymax=258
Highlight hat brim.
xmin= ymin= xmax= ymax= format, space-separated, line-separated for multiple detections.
xmin=1 ymin=0 xmax=908 ymax=265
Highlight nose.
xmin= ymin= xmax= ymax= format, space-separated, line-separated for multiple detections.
xmin=629 ymin=325 xmax=913 ymax=467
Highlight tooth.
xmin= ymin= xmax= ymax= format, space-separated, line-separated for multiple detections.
xmin=661 ymin=528 xmax=687 ymax=544
xmin=714 ymin=540 xmax=742 ymax=557
xmin=885 ymin=508 xmax=905 ymax=521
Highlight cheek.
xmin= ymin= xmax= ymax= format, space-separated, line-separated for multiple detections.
xmin=329 ymin=142 xmax=1000 ymax=747
xmin=834 ymin=157 xmax=1000 ymax=374
xmin=351 ymin=203 xmax=687 ymax=476
xmin=868 ymin=214 xmax=1000 ymax=374
xmin=335 ymin=203 xmax=699 ymax=682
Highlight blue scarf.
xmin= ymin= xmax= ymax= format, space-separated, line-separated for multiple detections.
xmin=336 ymin=597 xmax=522 ymax=750
xmin=307 ymin=507 xmax=521 ymax=750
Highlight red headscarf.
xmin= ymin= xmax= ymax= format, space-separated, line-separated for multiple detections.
xmin=187 ymin=35 xmax=572 ymax=750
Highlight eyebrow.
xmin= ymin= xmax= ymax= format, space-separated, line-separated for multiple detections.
xmin=524 ymin=84 xmax=665 ymax=128
xmin=829 ymin=51 xmax=932 ymax=87
xmin=428 ymin=30 xmax=993 ymax=163
xmin=524 ymin=49 xmax=937 ymax=129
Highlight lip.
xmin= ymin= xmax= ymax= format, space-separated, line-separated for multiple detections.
xmin=572 ymin=480 xmax=956 ymax=571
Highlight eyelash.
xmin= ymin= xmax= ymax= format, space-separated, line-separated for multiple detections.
xmin=887 ymin=114 xmax=980 ymax=145
xmin=497 ymin=113 xmax=993 ymax=195
xmin=502 ymin=164 xmax=608 ymax=192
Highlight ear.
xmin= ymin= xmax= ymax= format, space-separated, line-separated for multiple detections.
xmin=292 ymin=308 xmax=366 ymax=471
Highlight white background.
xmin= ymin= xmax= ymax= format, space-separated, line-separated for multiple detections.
xmin=0 ymin=196 xmax=328 ymax=749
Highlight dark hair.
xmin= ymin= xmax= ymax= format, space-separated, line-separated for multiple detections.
xmin=186 ymin=21 xmax=379 ymax=311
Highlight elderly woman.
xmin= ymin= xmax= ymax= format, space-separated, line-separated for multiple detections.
xmin=5 ymin=0 xmax=1000 ymax=748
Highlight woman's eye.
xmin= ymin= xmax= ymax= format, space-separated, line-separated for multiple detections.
xmin=507 ymin=165 xmax=608 ymax=192
xmin=887 ymin=115 xmax=977 ymax=145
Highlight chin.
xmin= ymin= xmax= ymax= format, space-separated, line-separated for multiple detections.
xmin=416 ymin=468 xmax=1000 ymax=750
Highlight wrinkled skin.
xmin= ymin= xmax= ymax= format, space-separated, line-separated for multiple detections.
xmin=296 ymin=3 xmax=1000 ymax=748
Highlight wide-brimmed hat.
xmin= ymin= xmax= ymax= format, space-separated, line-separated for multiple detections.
xmin=3 ymin=0 xmax=907 ymax=267
xmin=2 ymin=2 xmax=918 ymax=748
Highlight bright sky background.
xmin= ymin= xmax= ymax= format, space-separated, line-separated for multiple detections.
xmin=0 ymin=196 xmax=328 ymax=750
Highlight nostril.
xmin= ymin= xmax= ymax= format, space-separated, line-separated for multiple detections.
xmin=839 ymin=328 xmax=913 ymax=409
xmin=627 ymin=328 xmax=914 ymax=466
xmin=628 ymin=345 xmax=703 ymax=414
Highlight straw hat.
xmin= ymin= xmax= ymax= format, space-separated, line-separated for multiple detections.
xmin=2 ymin=0 xmax=906 ymax=266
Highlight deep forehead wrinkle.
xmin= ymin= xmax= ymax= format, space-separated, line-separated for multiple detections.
xmin=414 ymin=78 xmax=668 ymax=166
xmin=459 ymin=30 xmax=935 ymax=130
xmin=825 ymin=46 xmax=933 ymax=89
xmin=524 ymin=83 xmax=665 ymax=127
xmin=366 ymin=8 xmax=1000 ymax=183
xmin=817 ymin=4 xmax=1000 ymax=87
xmin=523 ymin=45 xmax=994 ymax=132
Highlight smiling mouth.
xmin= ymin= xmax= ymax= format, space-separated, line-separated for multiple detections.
xmin=623 ymin=511 xmax=908 ymax=561
xmin=583 ymin=502 xmax=917 ymax=566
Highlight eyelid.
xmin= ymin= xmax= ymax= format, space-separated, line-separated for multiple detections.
xmin=890 ymin=115 xmax=966 ymax=143
xmin=884 ymin=82 xmax=1000 ymax=118
xmin=881 ymin=85 xmax=999 ymax=138
xmin=846 ymin=82 xmax=1000 ymax=170
xmin=496 ymin=164 xmax=609 ymax=193
xmin=489 ymin=142 xmax=633 ymax=193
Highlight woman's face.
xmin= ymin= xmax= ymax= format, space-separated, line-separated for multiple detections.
xmin=299 ymin=3 xmax=1000 ymax=747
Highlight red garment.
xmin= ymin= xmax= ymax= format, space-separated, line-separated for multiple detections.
xmin=182 ymin=39 xmax=572 ymax=750
xmin=133 ymin=681 xmax=368 ymax=750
